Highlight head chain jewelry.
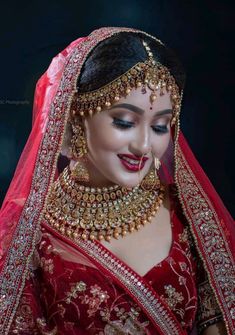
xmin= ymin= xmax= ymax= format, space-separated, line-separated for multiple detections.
xmin=70 ymin=40 xmax=181 ymax=126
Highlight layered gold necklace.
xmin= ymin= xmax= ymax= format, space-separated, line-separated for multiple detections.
xmin=44 ymin=166 xmax=165 ymax=242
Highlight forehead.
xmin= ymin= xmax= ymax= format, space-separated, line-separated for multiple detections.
xmin=113 ymin=86 xmax=172 ymax=112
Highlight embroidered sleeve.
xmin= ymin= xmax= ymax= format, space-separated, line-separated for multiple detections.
xmin=196 ymin=262 xmax=223 ymax=333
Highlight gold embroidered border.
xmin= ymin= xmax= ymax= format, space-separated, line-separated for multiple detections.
xmin=175 ymin=146 xmax=235 ymax=334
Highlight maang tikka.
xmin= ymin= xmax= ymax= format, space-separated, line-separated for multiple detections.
xmin=70 ymin=122 xmax=89 ymax=182
xmin=73 ymin=40 xmax=181 ymax=126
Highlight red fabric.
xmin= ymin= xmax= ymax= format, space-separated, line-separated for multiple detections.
xmin=7 ymin=189 xmax=220 ymax=334
xmin=8 ymin=190 xmax=192 ymax=334
xmin=144 ymin=197 xmax=198 ymax=333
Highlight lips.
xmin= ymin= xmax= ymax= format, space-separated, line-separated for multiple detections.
xmin=117 ymin=154 xmax=149 ymax=172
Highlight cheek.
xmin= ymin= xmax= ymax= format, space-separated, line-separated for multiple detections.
xmin=152 ymin=133 xmax=171 ymax=159
xmin=85 ymin=118 xmax=126 ymax=153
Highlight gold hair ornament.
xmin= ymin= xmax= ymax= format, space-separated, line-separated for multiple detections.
xmin=71 ymin=41 xmax=181 ymax=126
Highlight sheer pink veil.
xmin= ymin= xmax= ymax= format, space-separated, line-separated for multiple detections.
xmin=0 ymin=36 xmax=85 ymax=264
xmin=0 ymin=27 xmax=234 ymax=334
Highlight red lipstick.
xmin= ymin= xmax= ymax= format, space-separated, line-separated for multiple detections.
xmin=117 ymin=154 xmax=148 ymax=172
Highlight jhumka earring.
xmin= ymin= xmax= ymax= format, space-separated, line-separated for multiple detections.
xmin=70 ymin=123 xmax=89 ymax=182
xmin=140 ymin=154 xmax=161 ymax=191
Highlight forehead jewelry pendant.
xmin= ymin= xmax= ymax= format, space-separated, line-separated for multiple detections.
xmin=142 ymin=42 xmax=161 ymax=105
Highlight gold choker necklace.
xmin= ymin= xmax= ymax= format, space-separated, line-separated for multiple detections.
xmin=44 ymin=167 xmax=165 ymax=242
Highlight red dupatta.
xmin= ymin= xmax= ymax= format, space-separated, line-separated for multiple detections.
xmin=0 ymin=27 xmax=234 ymax=334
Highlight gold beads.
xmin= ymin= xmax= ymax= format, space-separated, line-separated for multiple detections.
xmin=150 ymin=93 xmax=157 ymax=103
xmin=105 ymin=235 xmax=112 ymax=242
xmin=90 ymin=233 xmax=96 ymax=241
xmin=72 ymin=40 xmax=181 ymax=129
xmin=81 ymin=232 xmax=88 ymax=240
xmin=98 ymin=234 xmax=104 ymax=241
xmin=44 ymin=167 xmax=165 ymax=243
xmin=114 ymin=231 xmax=120 ymax=239
xmin=122 ymin=230 xmax=127 ymax=237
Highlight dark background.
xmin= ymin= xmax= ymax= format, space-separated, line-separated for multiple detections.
xmin=0 ymin=1 xmax=234 ymax=217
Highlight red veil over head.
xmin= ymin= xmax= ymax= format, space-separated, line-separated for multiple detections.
xmin=0 ymin=27 xmax=234 ymax=334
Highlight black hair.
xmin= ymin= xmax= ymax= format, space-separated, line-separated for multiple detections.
xmin=76 ymin=32 xmax=186 ymax=93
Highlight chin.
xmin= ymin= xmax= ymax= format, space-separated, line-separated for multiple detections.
xmin=112 ymin=176 xmax=142 ymax=189
xmin=109 ymin=169 xmax=150 ymax=188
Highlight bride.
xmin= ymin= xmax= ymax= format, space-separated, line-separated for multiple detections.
xmin=0 ymin=27 xmax=234 ymax=335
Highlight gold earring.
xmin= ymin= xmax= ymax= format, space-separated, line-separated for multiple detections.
xmin=137 ymin=154 xmax=145 ymax=186
xmin=140 ymin=154 xmax=161 ymax=191
xmin=154 ymin=156 xmax=161 ymax=170
xmin=70 ymin=123 xmax=89 ymax=182
xmin=71 ymin=160 xmax=89 ymax=182
xmin=71 ymin=123 xmax=88 ymax=159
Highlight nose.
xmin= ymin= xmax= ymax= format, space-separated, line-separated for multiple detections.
xmin=129 ymin=124 xmax=151 ymax=157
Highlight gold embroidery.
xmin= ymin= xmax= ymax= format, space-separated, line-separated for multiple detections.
xmin=100 ymin=306 xmax=149 ymax=335
xmin=162 ymin=285 xmax=184 ymax=311
xmin=175 ymin=147 xmax=235 ymax=333
xmin=57 ymin=303 xmax=66 ymax=318
xmin=197 ymin=280 xmax=221 ymax=322
xmin=178 ymin=227 xmax=191 ymax=244
xmin=10 ymin=296 xmax=37 ymax=334
xmin=40 ymin=257 xmax=54 ymax=274
xmin=65 ymin=281 xmax=87 ymax=304
xmin=63 ymin=279 xmax=149 ymax=334
xmin=79 ymin=284 xmax=110 ymax=317
xmin=36 ymin=317 xmax=57 ymax=335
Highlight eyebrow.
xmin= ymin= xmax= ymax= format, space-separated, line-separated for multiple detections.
xmin=110 ymin=103 xmax=172 ymax=117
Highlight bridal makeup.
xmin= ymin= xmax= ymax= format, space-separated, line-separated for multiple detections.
xmin=83 ymin=86 xmax=172 ymax=188
xmin=117 ymin=154 xmax=149 ymax=172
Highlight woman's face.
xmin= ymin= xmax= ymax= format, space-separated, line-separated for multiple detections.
xmin=83 ymin=86 xmax=172 ymax=188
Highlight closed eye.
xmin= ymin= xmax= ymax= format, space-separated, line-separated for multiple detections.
xmin=112 ymin=117 xmax=169 ymax=134
xmin=152 ymin=125 xmax=168 ymax=134
xmin=112 ymin=117 xmax=134 ymax=129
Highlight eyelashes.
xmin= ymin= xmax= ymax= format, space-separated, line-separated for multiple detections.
xmin=112 ymin=117 xmax=169 ymax=134
xmin=112 ymin=118 xmax=134 ymax=129
xmin=152 ymin=125 xmax=168 ymax=134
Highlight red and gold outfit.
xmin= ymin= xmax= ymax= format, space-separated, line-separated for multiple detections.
xmin=0 ymin=27 xmax=234 ymax=334
xmin=8 ymin=190 xmax=226 ymax=334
